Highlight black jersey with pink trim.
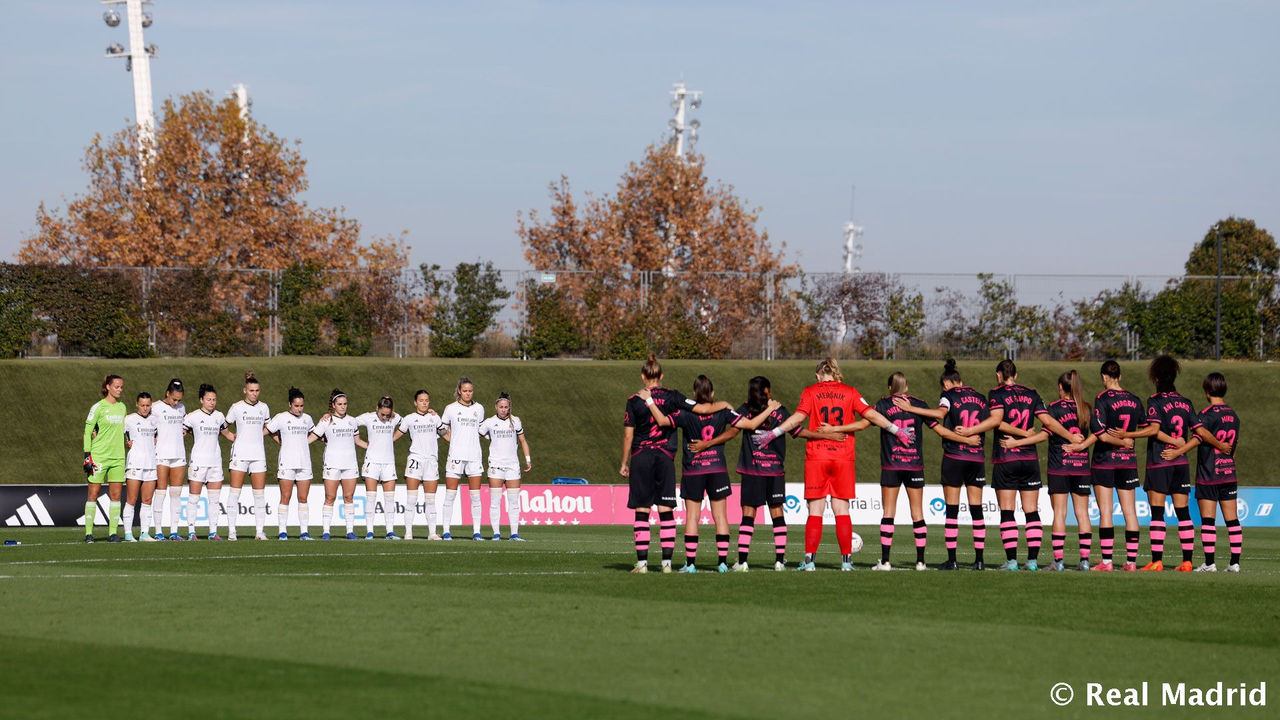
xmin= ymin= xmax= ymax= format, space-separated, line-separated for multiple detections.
xmin=1089 ymin=388 xmax=1143 ymax=470
xmin=733 ymin=404 xmax=790 ymax=476
xmin=1046 ymin=399 xmax=1090 ymax=476
xmin=675 ymin=408 xmax=740 ymax=475
xmin=988 ymin=384 xmax=1049 ymax=464
xmin=939 ymin=386 xmax=988 ymax=463
xmin=1195 ymin=404 xmax=1239 ymax=484
xmin=1144 ymin=392 xmax=1199 ymax=469
xmin=874 ymin=395 xmax=935 ymax=472
xmin=623 ymin=387 xmax=697 ymax=457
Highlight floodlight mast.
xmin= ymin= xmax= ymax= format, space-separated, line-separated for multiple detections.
xmin=102 ymin=0 xmax=157 ymax=165
xmin=668 ymin=81 xmax=702 ymax=158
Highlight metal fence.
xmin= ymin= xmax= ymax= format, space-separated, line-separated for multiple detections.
xmin=11 ymin=266 xmax=1276 ymax=360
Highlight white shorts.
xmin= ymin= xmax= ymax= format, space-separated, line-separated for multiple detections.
xmin=323 ymin=466 xmax=359 ymax=481
xmin=126 ymin=468 xmax=157 ymax=483
xmin=362 ymin=461 xmax=397 ymax=483
xmin=278 ymin=467 xmax=313 ymax=482
xmin=487 ymin=465 xmax=521 ymax=482
xmin=189 ymin=465 xmax=224 ymax=484
xmin=157 ymin=457 xmax=186 ymax=468
xmin=445 ymin=458 xmax=484 ymax=479
xmin=404 ymin=454 xmax=438 ymax=481
xmin=229 ymin=457 xmax=267 ymax=474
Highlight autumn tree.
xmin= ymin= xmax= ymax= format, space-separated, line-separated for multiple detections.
xmin=518 ymin=145 xmax=804 ymax=359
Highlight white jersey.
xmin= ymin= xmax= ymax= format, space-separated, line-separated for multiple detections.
xmin=440 ymin=402 xmax=485 ymax=463
xmin=267 ymin=411 xmax=315 ymax=470
xmin=124 ymin=413 xmax=159 ymax=470
xmin=154 ymin=400 xmax=187 ymax=459
xmin=357 ymin=411 xmax=401 ymax=465
xmin=184 ymin=409 xmax=227 ymax=467
xmin=479 ymin=415 xmax=524 ymax=469
xmin=226 ymin=400 xmax=270 ymax=462
xmin=398 ymin=411 xmax=442 ymax=459
xmin=312 ymin=414 xmax=361 ymax=469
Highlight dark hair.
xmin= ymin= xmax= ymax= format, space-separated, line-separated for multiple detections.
xmin=198 ymin=383 xmax=216 ymax=400
xmin=746 ymin=376 xmax=772 ymax=415
xmin=496 ymin=391 xmax=511 ymax=403
xmin=244 ymin=371 xmax=259 ymax=386
xmin=329 ymin=388 xmax=346 ymax=411
xmin=377 ymin=395 xmax=394 ymax=411
xmin=887 ymin=372 xmax=908 ymax=395
xmin=1148 ymin=354 xmax=1180 ymax=394
xmin=641 ymin=353 xmax=663 ymax=381
xmin=101 ymin=374 xmax=122 ymax=397
xmin=287 ymin=387 xmax=304 ymax=403
xmin=136 ymin=391 xmax=151 ymax=401
xmin=1058 ymin=369 xmax=1091 ymax=422
xmin=940 ymin=359 xmax=962 ymax=387
xmin=1203 ymin=372 xmax=1228 ymax=398
xmin=414 ymin=389 xmax=430 ymax=400
xmin=996 ymin=359 xmax=1017 ymax=382
xmin=165 ymin=378 xmax=184 ymax=396
xmin=1101 ymin=360 xmax=1122 ymax=380
xmin=693 ymin=375 xmax=714 ymax=404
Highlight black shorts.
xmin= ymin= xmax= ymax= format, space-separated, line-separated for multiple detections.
xmin=1091 ymin=467 xmax=1139 ymax=490
xmin=880 ymin=469 xmax=925 ymax=489
xmin=992 ymin=460 xmax=1042 ymax=491
xmin=1195 ymin=482 xmax=1238 ymax=503
xmin=1047 ymin=473 xmax=1091 ymax=496
xmin=627 ymin=451 xmax=678 ymax=509
xmin=740 ymin=473 xmax=785 ymax=507
xmin=941 ymin=458 xmax=985 ymax=488
xmin=1145 ymin=465 xmax=1191 ymax=496
xmin=681 ymin=472 xmax=732 ymax=502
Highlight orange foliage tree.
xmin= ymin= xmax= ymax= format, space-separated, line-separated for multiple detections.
xmin=518 ymin=144 xmax=811 ymax=358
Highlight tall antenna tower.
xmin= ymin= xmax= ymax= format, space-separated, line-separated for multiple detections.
xmin=668 ymin=81 xmax=702 ymax=157
xmin=101 ymin=1 xmax=158 ymax=164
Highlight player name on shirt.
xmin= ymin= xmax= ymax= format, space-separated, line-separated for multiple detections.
xmin=1046 ymin=399 xmax=1090 ymax=476
xmin=1144 ymin=392 xmax=1199 ymax=469
xmin=624 ymin=387 xmax=697 ymax=458
xmin=1195 ymin=404 xmax=1239 ymax=484
xmin=940 ymin=386 xmax=988 ymax=463
xmin=733 ymin=404 xmax=789 ymax=476
xmin=1091 ymin=389 xmax=1142 ymax=469
xmin=675 ymin=408 xmax=739 ymax=475
xmin=876 ymin=396 xmax=934 ymax=471
xmin=989 ymin=384 xmax=1048 ymax=464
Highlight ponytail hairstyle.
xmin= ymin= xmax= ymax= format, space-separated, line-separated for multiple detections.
xmin=641 ymin=353 xmax=663 ymax=381
xmin=814 ymin=357 xmax=844 ymax=383
xmin=455 ymin=376 xmax=473 ymax=402
xmin=329 ymin=388 xmax=346 ymax=413
xmin=136 ymin=391 xmax=152 ymax=401
xmin=1148 ymin=354 xmax=1180 ymax=394
xmin=100 ymin=374 xmax=122 ymax=397
xmin=746 ymin=376 xmax=772 ymax=416
xmin=692 ymin=375 xmax=715 ymax=404
xmin=287 ymin=387 xmax=305 ymax=404
xmin=1058 ymin=369 xmax=1090 ymax=422
xmin=940 ymin=359 xmax=962 ymax=387
xmin=414 ymin=389 xmax=430 ymax=401
xmin=995 ymin=359 xmax=1017 ymax=384
xmin=165 ymin=378 xmax=184 ymax=397
xmin=243 ymin=371 xmax=259 ymax=387
xmin=377 ymin=395 xmax=394 ymax=412
xmin=1203 ymin=372 xmax=1228 ymax=398
xmin=496 ymin=391 xmax=514 ymax=427
xmin=1100 ymin=360 xmax=1122 ymax=380
xmin=198 ymin=383 xmax=216 ymax=400
xmin=887 ymin=371 xmax=909 ymax=396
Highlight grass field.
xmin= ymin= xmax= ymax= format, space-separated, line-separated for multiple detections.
xmin=4 ymin=358 xmax=1278 ymax=487
xmin=1 ymin=526 xmax=1277 ymax=719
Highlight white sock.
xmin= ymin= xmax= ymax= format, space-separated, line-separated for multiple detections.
xmin=298 ymin=505 xmax=309 ymax=536
xmin=442 ymin=489 xmax=457 ymax=535
xmin=322 ymin=505 xmax=333 ymax=534
xmin=207 ymin=489 xmax=222 ymax=535
xmin=346 ymin=497 xmax=357 ymax=534
xmin=424 ymin=491 xmax=438 ymax=536
xmin=140 ymin=501 xmax=153 ymax=535
xmin=489 ymin=489 xmax=502 ymax=537
xmin=381 ymin=489 xmax=394 ymax=533
xmin=169 ymin=487 xmax=183 ymax=534
xmin=151 ymin=492 xmax=164 ymax=533
xmin=277 ymin=504 xmax=288 ymax=535
xmin=187 ymin=493 xmax=200 ymax=534
xmin=471 ymin=491 xmax=482 ymax=535
xmin=404 ymin=489 xmax=419 ymax=538
xmin=253 ymin=490 xmax=266 ymax=534
xmin=224 ymin=488 xmax=239 ymax=533
xmin=363 ymin=491 xmax=375 ymax=534
xmin=507 ymin=489 xmax=521 ymax=536
xmin=123 ymin=502 xmax=136 ymax=535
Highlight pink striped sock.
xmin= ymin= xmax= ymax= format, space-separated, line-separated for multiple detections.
xmin=1178 ymin=520 xmax=1195 ymax=561
xmin=715 ymin=534 xmax=730 ymax=564
xmin=684 ymin=534 xmax=699 ymax=563
xmin=1078 ymin=532 xmax=1092 ymax=561
xmin=634 ymin=517 xmax=650 ymax=561
xmin=944 ymin=519 xmax=959 ymax=550
xmin=659 ymin=514 xmax=677 ymax=561
xmin=1201 ymin=523 xmax=1217 ymax=564
xmin=737 ymin=522 xmax=755 ymax=564
xmin=1026 ymin=518 xmax=1043 ymax=560
xmin=913 ymin=522 xmax=927 ymax=556
xmin=972 ymin=519 xmax=986 ymax=551
xmin=1149 ymin=520 xmax=1166 ymax=558
xmin=880 ymin=517 xmax=895 ymax=562
xmin=1125 ymin=530 xmax=1139 ymax=564
xmin=1051 ymin=532 xmax=1066 ymax=562
xmin=772 ymin=519 xmax=788 ymax=562
xmin=1227 ymin=520 xmax=1242 ymax=563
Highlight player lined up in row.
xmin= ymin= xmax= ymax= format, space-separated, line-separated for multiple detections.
xmin=619 ymin=355 xmax=1240 ymax=574
xmin=81 ymin=374 xmax=532 ymax=543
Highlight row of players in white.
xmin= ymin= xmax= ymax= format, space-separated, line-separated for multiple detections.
xmin=120 ymin=389 xmax=531 ymax=541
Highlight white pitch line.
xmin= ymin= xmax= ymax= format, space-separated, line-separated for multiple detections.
xmin=0 ymin=549 xmax=617 ymax=566
xmin=0 ymin=570 xmax=592 ymax=580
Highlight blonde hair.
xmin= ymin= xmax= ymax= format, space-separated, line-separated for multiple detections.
xmin=641 ymin=353 xmax=663 ymax=381
xmin=888 ymin=371 xmax=908 ymax=395
xmin=814 ymin=357 xmax=843 ymax=383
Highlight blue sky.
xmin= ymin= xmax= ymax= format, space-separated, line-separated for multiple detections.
xmin=2 ymin=1 xmax=1276 ymax=276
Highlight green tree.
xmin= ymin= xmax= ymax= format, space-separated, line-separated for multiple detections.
xmin=1185 ymin=217 xmax=1279 ymax=276
xmin=279 ymin=262 xmax=326 ymax=355
xmin=517 ymin=281 xmax=583 ymax=359
xmin=423 ymin=261 xmax=511 ymax=358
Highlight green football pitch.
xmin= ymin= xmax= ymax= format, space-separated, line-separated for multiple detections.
xmin=0 ymin=526 xmax=1276 ymax=719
